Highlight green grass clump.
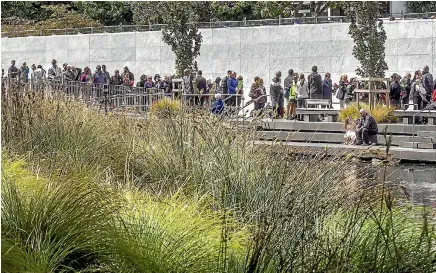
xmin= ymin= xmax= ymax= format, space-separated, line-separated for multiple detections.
xmin=339 ymin=102 xmax=398 ymax=123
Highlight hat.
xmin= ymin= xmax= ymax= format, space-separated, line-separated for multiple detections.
xmin=37 ymin=65 xmax=42 ymax=69
xmin=22 ymin=62 xmax=26 ymax=66
xmin=124 ymin=66 xmax=129 ymax=70
xmin=215 ymin=93 xmax=222 ymax=99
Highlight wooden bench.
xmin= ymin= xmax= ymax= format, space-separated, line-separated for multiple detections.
xmin=393 ymin=110 xmax=436 ymax=125
xmin=305 ymin=99 xmax=331 ymax=108
xmin=296 ymin=108 xmax=339 ymax=122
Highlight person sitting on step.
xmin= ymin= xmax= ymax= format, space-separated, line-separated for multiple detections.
xmin=355 ymin=109 xmax=378 ymax=146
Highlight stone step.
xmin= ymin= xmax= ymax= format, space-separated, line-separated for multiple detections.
xmin=260 ymin=131 xmax=435 ymax=146
xmin=417 ymin=131 xmax=436 ymax=138
xmin=418 ymin=143 xmax=436 ymax=149
xmin=399 ymin=142 xmax=419 ymax=148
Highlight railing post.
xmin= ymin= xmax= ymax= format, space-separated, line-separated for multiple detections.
xmin=243 ymin=17 xmax=247 ymax=27
xmin=279 ymin=15 xmax=282 ymax=25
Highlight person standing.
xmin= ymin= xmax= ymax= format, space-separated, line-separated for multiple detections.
xmin=336 ymin=74 xmax=349 ymax=109
xmin=48 ymin=59 xmax=62 ymax=82
xmin=136 ymin=75 xmax=146 ymax=87
xmin=236 ymin=75 xmax=244 ymax=107
xmin=355 ymin=109 xmax=378 ymax=146
xmin=92 ymin=65 xmax=107 ymax=84
xmin=102 ymin=65 xmax=110 ymax=84
xmin=221 ymin=70 xmax=232 ymax=95
xmin=227 ymin=71 xmax=238 ymax=107
xmin=322 ymin=73 xmax=333 ymax=108
xmin=8 ymin=60 xmax=19 ymax=80
xmin=412 ymin=70 xmax=422 ymax=111
xmin=286 ymin=74 xmax=298 ymax=119
xmin=30 ymin=64 xmax=37 ymax=83
xmin=400 ymin=73 xmax=412 ymax=110
xmin=195 ymin=70 xmax=207 ymax=106
xmin=122 ymin=66 xmax=134 ymax=86
xmin=308 ymin=65 xmax=322 ymax=99
xmin=389 ymin=74 xmax=401 ymax=109
xmin=296 ymin=73 xmax=309 ymax=121
xmin=81 ymin=67 xmax=92 ymax=83
xmin=284 ymin=69 xmax=294 ymax=91
xmin=109 ymin=70 xmax=123 ymax=85
xmin=18 ymin=62 xmax=29 ymax=84
xmin=270 ymin=71 xmax=284 ymax=119
xmin=422 ymin=65 xmax=433 ymax=111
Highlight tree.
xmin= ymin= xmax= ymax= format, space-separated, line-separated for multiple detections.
xmin=73 ymin=1 xmax=132 ymax=25
xmin=406 ymin=1 xmax=436 ymax=13
xmin=344 ymin=2 xmax=388 ymax=77
xmin=160 ymin=2 xmax=202 ymax=77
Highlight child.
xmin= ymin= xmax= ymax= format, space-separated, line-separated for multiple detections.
xmin=344 ymin=117 xmax=357 ymax=145
xmin=236 ymin=75 xmax=243 ymax=107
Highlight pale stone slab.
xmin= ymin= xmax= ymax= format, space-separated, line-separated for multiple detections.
xmin=240 ymin=26 xmax=269 ymax=44
xmin=212 ymin=28 xmax=241 ymax=44
xmin=213 ymin=58 xmax=240 ymax=74
xmin=240 ymin=43 xmax=269 ymax=59
xmin=111 ymin=33 xmax=136 ymax=48
xmin=111 ymin=48 xmax=136 ymax=62
xmin=46 ymin=49 xmax=67 ymax=63
xmin=67 ymin=35 xmax=89 ymax=49
xmin=270 ymin=57 xmax=300 ymax=75
xmin=383 ymin=21 xmax=398 ymax=40
xmin=25 ymin=37 xmax=46 ymax=51
xmin=90 ymin=48 xmax=111 ymax=62
xmin=269 ymin=42 xmax=299 ymax=58
xmin=159 ymin=60 xmax=175 ymax=76
xmin=89 ymin=34 xmax=111 ymax=49
xmin=330 ymin=57 xmax=359 ymax=74
xmin=398 ymin=21 xmax=432 ymax=39
xmin=198 ymin=44 xmax=214 ymax=60
xmin=160 ymin=46 xmax=175 ymax=60
xmin=397 ymin=55 xmax=431 ymax=72
xmin=2 ymin=37 xmax=26 ymax=52
xmin=385 ymin=55 xmax=398 ymax=72
xmin=136 ymin=47 xmax=161 ymax=61
xmin=268 ymin=25 xmax=299 ymax=43
xmin=300 ymin=41 xmax=334 ymax=57
xmin=330 ymin=23 xmax=352 ymax=41
xmin=196 ymin=60 xmax=213 ymax=74
xmin=136 ymin=32 xmax=163 ymax=47
xmin=397 ymin=38 xmax=432 ymax=55
xmin=385 ymin=39 xmax=398 ymax=56
xmin=67 ymin=48 xmax=90 ymax=63
xmin=46 ymin=36 xmax=67 ymax=51
xmin=240 ymin=58 xmax=269 ymax=78
xmin=213 ymin=44 xmax=241 ymax=59
xmin=199 ymin=29 xmax=213 ymax=45
xmin=2 ymin=51 xmax=25 ymax=65
xmin=136 ymin=60 xmax=160 ymax=75
xmin=299 ymin=24 xmax=332 ymax=42
xmin=330 ymin=40 xmax=353 ymax=57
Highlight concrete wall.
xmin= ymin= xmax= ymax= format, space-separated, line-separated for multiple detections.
xmin=2 ymin=19 xmax=436 ymax=93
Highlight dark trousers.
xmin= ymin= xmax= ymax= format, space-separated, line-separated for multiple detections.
xmin=401 ymin=92 xmax=410 ymax=110
xmin=297 ymin=98 xmax=306 ymax=121
xmin=356 ymin=128 xmax=377 ymax=144
xmin=253 ymin=102 xmax=265 ymax=117
xmin=413 ymin=95 xmax=423 ymax=123
xmin=227 ymin=96 xmax=236 ymax=107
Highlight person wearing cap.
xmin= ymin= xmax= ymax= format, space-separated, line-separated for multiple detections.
xmin=270 ymin=71 xmax=284 ymax=119
xmin=211 ymin=93 xmax=225 ymax=115
xmin=48 ymin=59 xmax=62 ymax=82
xmin=8 ymin=60 xmax=19 ymax=79
xmin=137 ymin=74 xmax=146 ymax=87
xmin=122 ymin=66 xmax=134 ymax=86
xmin=355 ymin=109 xmax=378 ymax=146
xmin=18 ymin=62 xmax=29 ymax=84
xmin=110 ymin=70 xmax=123 ymax=85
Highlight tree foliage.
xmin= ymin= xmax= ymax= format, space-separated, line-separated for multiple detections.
xmin=160 ymin=2 xmax=202 ymax=77
xmin=73 ymin=1 xmax=133 ymax=25
xmin=406 ymin=1 xmax=436 ymax=13
xmin=344 ymin=2 xmax=388 ymax=77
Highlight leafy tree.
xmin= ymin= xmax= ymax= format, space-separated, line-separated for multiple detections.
xmin=160 ymin=2 xmax=202 ymax=76
xmin=1 ymin=1 xmax=52 ymax=23
xmin=344 ymin=2 xmax=388 ymax=77
xmin=74 ymin=1 xmax=133 ymax=25
xmin=406 ymin=1 xmax=436 ymax=13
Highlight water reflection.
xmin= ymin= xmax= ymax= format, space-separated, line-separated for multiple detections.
xmin=362 ymin=162 xmax=436 ymax=206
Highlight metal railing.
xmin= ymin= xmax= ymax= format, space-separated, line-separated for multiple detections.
xmin=412 ymin=101 xmax=436 ymax=149
xmin=1 ymin=77 xmax=245 ymax=116
xmin=3 ymin=12 xmax=436 ymax=38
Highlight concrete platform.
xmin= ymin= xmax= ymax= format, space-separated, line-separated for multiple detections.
xmin=255 ymin=141 xmax=436 ymax=163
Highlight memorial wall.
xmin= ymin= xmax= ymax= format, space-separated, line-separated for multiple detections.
xmin=2 ymin=19 xmax=436 ymax=90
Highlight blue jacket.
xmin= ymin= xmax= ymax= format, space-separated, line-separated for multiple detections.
xmin=211 ymin=99 xmax=224 ymax=115
xmin=227 ymin=77 xmax=238 ymax=94
xmin=322 ymin=79 xmax=332 ymax=99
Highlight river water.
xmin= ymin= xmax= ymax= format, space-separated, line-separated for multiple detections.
xmin=367 ymin=163 xmax=436 ymax=206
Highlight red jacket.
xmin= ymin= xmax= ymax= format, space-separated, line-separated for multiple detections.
xmin=432 ymin=89 xmax=436 ymax=102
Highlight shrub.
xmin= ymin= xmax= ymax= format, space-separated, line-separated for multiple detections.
xmin=338 ymin=102 xmax=398 ymax=123
xmin=150 ymin=98 xmax=181 ymax=118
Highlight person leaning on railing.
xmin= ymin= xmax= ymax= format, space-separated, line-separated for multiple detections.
xmin=109 ymin=70 xmax=123 ymax=85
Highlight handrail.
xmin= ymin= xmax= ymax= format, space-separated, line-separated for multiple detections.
xmin=3 ymin=12 xmax=436 ymax=38
xmin=412 ymin=101 xmax=436 ymax=149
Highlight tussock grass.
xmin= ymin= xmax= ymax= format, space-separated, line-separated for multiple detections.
xmin=1 ymin=87 xmax=435 ymax=272
xmin=338 ymin=102 xmax=398 ymax=123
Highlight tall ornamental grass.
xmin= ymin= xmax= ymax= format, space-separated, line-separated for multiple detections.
xmin=1 ymin=86 xmax=435 ymax=272
xmin=338 ymin=102 xmax=398 ymax=123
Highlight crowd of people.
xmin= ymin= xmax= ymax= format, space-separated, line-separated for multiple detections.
xmin=4 ymin=59 xmax=436 ymax=119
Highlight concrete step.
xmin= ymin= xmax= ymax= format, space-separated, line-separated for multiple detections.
xmin=418 ymin=143 xmax=436 ymax=149
xmin=260 ymin=131 xmax=435 ymax=146
xmin=417 ymin=131 xmax=436 ymax=138
xmin=400 ymin=142 xmax=419 ymax=148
